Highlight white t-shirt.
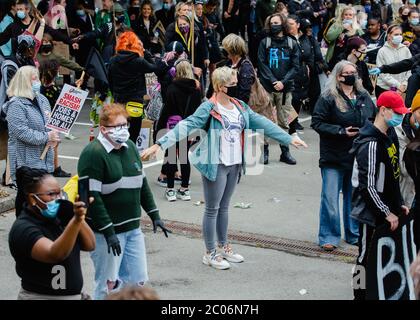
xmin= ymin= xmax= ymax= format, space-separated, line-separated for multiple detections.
xmin=218 ymin=103 xmax=245 ymax=166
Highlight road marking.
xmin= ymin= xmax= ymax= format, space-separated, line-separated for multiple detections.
xmin=58 ymin=155 xmax=79 ymax=160
xmin=75 ymin=122 xmax=93 ymax=126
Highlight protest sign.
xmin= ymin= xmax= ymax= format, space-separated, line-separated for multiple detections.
xmin=136 ymin=119 xmax=154 ymax=161
xmin=366 ymin=213 xmax=418 ymax=300
xmin=46 ymin=84 xmax=88 ymax=134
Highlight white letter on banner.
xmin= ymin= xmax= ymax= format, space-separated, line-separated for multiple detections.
xmin=377 ymin=237 xmax=406 ymax=300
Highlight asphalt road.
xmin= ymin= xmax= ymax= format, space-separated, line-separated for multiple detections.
xmin=0 ymin=100 xmax=355 ymax=300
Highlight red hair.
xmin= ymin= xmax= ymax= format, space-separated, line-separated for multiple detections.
xmin=115 ymin=31 xmax=144 ymax=57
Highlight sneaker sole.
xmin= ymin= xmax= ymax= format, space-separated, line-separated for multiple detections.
xmin=222 ymin=256 xmax=244 ymax=263
xmin=202 ymin=257 xmax=230 ymax=270
xmin=177 ymin=196 xmax=191 ymax=201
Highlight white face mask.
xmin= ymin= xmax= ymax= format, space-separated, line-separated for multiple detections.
xmin=106 ymin=127 xmax=130 ymax=144
xmin=391 ymin=35 xmax=403 ymax=45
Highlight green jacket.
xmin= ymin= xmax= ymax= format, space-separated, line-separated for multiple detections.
xmin=325 ymin=21 xmax=364 ymax=63
xmin=37 ymin=52 xmax=84 ymax=73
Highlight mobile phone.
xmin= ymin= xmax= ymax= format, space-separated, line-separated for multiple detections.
xmin=78 ymin=176 xmax=90 ymax=208
xmin=349 ymin=127 xmax=360 ymax=132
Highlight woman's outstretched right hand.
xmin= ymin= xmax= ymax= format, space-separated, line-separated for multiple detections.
xmin=141 ymin=144 xmax=161 ymax=161
xmin=290 ymin=136 xmax=308 ymax=149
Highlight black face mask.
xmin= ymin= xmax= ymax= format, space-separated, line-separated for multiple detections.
xmin=40 ymin=44 xmax=53 ymax=53
xmin=270 ymin=24 xmax=283 ymax=36
xmin=340 ymin=74 xmax=357 ymax=86
xmin=225 ymin=85 xmax=238 ymax=98
xmin=402 ymin=14 xmax=409 ymax=21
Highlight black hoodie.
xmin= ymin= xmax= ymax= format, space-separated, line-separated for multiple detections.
xmin=108 ymin=50 xmax=168 ymax=103
xmin=350 ymin=121 xmax=403 ymax=227
xmin=157 ymin=78 xmax=202 ymax=131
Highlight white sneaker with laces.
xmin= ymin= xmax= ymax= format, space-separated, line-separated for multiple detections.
xmin=202 ymin=250 xmax=230 ymax=270
xmin=177 ymin=189 xmax=191 ymax=201
xmin=165 ymin=189 xmax=177 ymax=202
xmin=219 ymin=244 xmax=244 ymax=263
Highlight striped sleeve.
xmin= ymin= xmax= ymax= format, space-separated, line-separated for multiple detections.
xmin=359 ymin=141 xmax=391 ymax=217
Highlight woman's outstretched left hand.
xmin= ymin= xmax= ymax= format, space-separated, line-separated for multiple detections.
xmin=290 ymin=136 xmax=308 ymax=149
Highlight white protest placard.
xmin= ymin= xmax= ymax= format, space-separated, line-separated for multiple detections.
xmin=46 ymin=84 xmax=88 ymax=134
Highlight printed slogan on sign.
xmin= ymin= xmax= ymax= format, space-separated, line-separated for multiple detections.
xmin=46 ymin=84 xmax=88 ymax=134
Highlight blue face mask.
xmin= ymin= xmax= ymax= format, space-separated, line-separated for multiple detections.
xmin=163 ymin=3 xmax=171 ymax=10
xmin=17 ymin=10 xmax=26 ymax=20
xmin=386 ymin=112 xmax=404 ymax=127
xmin=414 ymin=117 xmax=420 ymax=129
xmin=409 ymin=0 xmax=416 ymax=4
xmin=410 ymin=18 xmax=419 ymax=26
xmin=343 ymin=19 xmax=353 ymax=25
xmin=34 ymin=196 xmax=61 ymax=219
xmin=76 ymin=9 xmax=86 ymax=16
xmin=32 ymin=80 xmax=41 ymax=94
xmin=361 ymin=20 xmax=367 ymax=29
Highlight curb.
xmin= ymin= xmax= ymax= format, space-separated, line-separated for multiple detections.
xmin=0 ymin=189 xmax=16 ymax=214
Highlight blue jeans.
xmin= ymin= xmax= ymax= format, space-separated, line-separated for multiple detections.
xmin=318 ymin=167 xmax=359 ymax=247
xmin=90 ymin=228 xmax=148 ymax=300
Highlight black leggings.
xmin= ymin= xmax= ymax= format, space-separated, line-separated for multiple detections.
xmin=128 ymin=117 xmax=143 ymax=144
xmin=165 ymin=141 xmax=191 ymax=189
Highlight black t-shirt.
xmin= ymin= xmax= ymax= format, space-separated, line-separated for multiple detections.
xmin=8 ymin=200 xmax=83 ymax=296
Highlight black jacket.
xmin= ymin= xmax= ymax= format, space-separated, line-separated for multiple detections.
xmin=157 ymin=78 xmax=202 ymax=131
xmin=132 ymin=16 xmax=161 ymax=54
xmin=257 ymin=35 xmax=300 ymax=93
xmin=379 ymin=54 xmax=420 ymax=108
xmin=108 ymin=50 xmax=168 ymax=103
xmin=356 ymin=60 xmax=374 ymax=94
xmin=350 ymin=121 xmax=404 ymax=227
xmin=287 ymin=0 xmax=314 ymax=20
xmin=311 ymin=90 xmax=376 ymax=170
xmin=164 ymin=22 xmax=209 ymax=69
xmin=362 ymin=31 xmax=386 ymax=64
xmin=68 ymin=13 xmax=96 ymax=66
xmin=155 ymin=7 xmax=175 ymax=29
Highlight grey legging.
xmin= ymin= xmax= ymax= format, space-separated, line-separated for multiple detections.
xmin=202 ymin=164 xmax=241 ymax=251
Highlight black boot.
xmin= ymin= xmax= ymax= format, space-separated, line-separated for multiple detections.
xmin=280 ymin=145 xmax=296 ymax=165
xmin=263 ymin=144 xmax=269 ymax=165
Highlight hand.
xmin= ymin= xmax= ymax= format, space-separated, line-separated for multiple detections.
xmin=224 ymin=11 xmax=231 ymax=19
xmin=410 ymin=253 xmax=420 ymax=299
xmin=398 ymin=84 xmax=407 ymax=93
xmin=345 ymin=126 xmax=359 ymax=137
xmin=48 ymin=131 xmax=60 ymax=142
xmin=75 ymin=77 xmax=83 ymax=88
xmin=163 ymin=50 xmax=176 ymax=63
xmin=290 ymin=136 xmax=308 ymax=148
xmin=369 ymin=67 xmax=381 ymax=75
xmin=386 ymin=213 xmax=399 ymax=231
xmin=71 ymin=28 xmax=81 ymax=36
xmin=314 ymin=12 xmax=319 ymax=17
xmin=73 ymin=196 xmax=94 ymax=222
xmin=401 ymin=205 xmax=410 ymax=215
xmin=105 ymin=234 xmax=121 ymax=256
xmin=403 ymin=40 xmax=411 ymax=47
xmin=273 ymin=81 xmax=284 ymax=91
xmin=72 ymin=43 xmax=79 ymax=50
xmin=204 ymin=59 xmax=210 ymax=67
xmin=72 ymin=35 xmax=84 ymax=43
xmin=382 ymin=24 xmax=388 ymax=31
xmin=141 ymin=144 xmax=161 ymax=161
xmin=153 ymin=219 xmax=172 ymax=238
xmin=193 ymin=67 xmax=203 ymax=77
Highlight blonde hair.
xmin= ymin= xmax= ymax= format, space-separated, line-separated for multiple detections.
xmin=336 ymin=6 xmax=360 ymax=36
xmin=175 ymin=1 xmax=191 ymax=17
xmin=7 ymin=66 xmax=38 ymax=100
xmin=212 ymin=66 xmax=236 ymax=92
xmin=175 ymin=59 xmax=194 ymax=80
xmin=222 ymin=33 xmax=247 ymax=57
xmin=323 ymin=60 xmax=366 ymax=112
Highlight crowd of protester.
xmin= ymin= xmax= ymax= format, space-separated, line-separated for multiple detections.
xmin=0 ymin=0 xmax=419 ymax=300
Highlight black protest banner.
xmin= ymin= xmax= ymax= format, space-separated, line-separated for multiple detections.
xmin=366 ymin=213 xmax=418 ymax=300
xmin=46 ymin=84 xmax=88 ymax=134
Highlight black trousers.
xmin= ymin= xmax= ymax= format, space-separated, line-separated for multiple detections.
xmin=353 ymin=223 xmax=375 ymax=300
xmin=165 ymin=141 xmax=191 ymax=189
xmin=128 ymin=117 xmax=143 ymax=144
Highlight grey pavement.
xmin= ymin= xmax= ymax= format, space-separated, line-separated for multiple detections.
xmin=0 ymin=102 xmax=356 ymax=299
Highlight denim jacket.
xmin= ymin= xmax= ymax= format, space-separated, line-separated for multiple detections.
xmin=157 ymin=96 xmax=292 ymax=181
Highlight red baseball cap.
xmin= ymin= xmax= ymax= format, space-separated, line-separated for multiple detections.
xmin=377 ymin=91 xmax=409 ymax=114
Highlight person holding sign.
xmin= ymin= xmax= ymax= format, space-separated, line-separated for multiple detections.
xmin=350 ymin=91 xmax=411 ymax=300
xmin=3 ymin=66 xmax=60 ymax=217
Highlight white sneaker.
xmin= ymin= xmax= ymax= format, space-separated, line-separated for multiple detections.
xmin=165 ymin=189 xmax=177 ymax=202
xmin=177 ymin=189 xmax=191 ymax=201
xmin=219 ymin=244 xmax=244 ymax=263
xmin=202 ymin=250 xmax=230 ymax=270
